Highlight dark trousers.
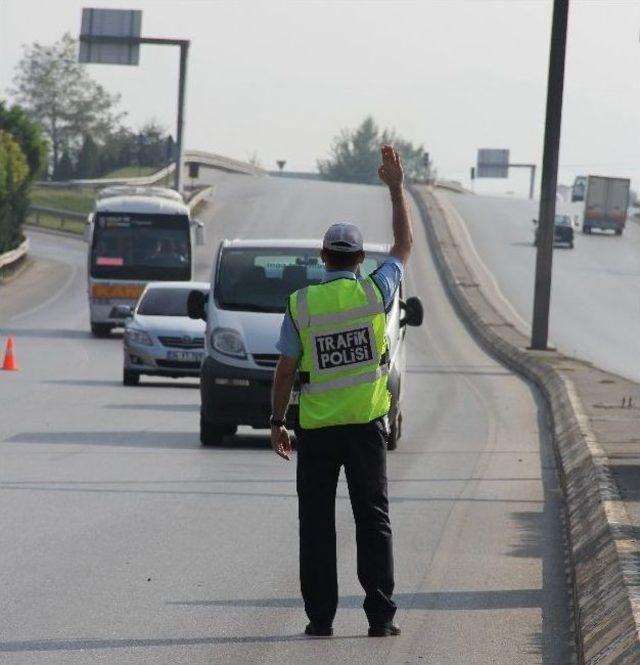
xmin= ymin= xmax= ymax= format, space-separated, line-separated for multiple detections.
xmin=295 ymin=418 xmax=396 ymax=627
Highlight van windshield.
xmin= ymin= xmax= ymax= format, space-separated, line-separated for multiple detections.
xmin=216 ymin=248 xmax=387 ymax=313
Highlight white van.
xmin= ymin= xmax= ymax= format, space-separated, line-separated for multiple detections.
xmin=188 ymin=239 xmax=423 ymax=449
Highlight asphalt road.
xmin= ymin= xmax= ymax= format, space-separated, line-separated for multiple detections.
xmin=444 ymin=191 xmax=640 ymax=383
xmin=0 ymin=173 xmax=574 ymax=663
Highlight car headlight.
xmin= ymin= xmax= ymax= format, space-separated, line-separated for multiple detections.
xmin=125 ymin=328 xmax=153 ymax=346
xmin=211 ymin=327 xmax=246 ymax=358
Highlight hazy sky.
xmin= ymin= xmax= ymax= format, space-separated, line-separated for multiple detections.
xmin=1 ymin=0 xmax=639 ymax=195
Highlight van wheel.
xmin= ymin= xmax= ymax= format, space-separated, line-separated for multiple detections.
xmin=387 ymin=411 xmax=402 ymax=451
xmin=123 ymin=369 xmax=140 ymax=386
xmin=615 ymin=228 xmax=623 ymax=236
xmin=91 ymin=322 xmax=113 ymax=337
xmin=582 ymin=226 xmax=591 ymax=235
xmin=200 ymin=420 xmax=236 ymax=446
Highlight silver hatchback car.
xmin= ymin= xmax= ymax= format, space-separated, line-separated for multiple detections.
xmin=121 ymin=281 xmax=209 ymax=385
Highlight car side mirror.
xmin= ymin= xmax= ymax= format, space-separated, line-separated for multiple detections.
xmin=112 ymin=304 xmax=133 ymax=319
xmin=400 ymin=296 xmax=424 ymax=328
xmin=187 ymin=289 xmax=207 ymax=321
xmin=194 ymin=220 xmax=206 ymax=246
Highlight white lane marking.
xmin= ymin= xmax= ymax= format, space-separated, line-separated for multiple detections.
xmin=10 ymin=263 xmax=79 ymax=323
xmin=433 ymin=190 xmax=531 ymax=336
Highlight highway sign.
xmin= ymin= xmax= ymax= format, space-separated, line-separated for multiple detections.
xmin=79 ymin=8 xmax=142 ymax=65
xmin=477 ymin=149 xmax=510 ymax=178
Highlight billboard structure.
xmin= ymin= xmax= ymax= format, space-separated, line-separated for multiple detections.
xmin=79 ymin=9 xmax=142 ymax=65
xmin=474 ymin=148 xmax=536 ymax=199
xmin=79 ymin=8 xmax=189 ymax=193
xmin=477 ymin=149 xmax=510 ymax=178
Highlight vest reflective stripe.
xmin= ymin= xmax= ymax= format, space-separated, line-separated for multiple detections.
xmin=296 ymin=288 xmax=310 ymax=329
xmin=300 ymin=365 xmax=389 ymax=395
xmin=290 ymin=275 xmax=391 ymax=429
xmin=296 ymin=278 xmax=383 ymax=327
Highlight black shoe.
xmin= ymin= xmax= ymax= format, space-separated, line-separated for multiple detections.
xmin=368 ymin=622 xmax=401 ymax=637
xmin=305 ymin=622 xmax=333 ymax=637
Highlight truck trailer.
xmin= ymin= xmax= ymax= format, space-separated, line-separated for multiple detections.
xmin=583 ymin=175 xmax=630 ymax=235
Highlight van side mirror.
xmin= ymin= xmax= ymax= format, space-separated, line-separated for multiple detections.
xmin=400 ymin=296 xmax=424 ymax=328
xmin=194 ymin=220 xmax=206 ymax=246
xmin=187 ymin=290 xmax=207 ymax=321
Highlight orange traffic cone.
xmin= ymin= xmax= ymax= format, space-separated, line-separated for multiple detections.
xmin=2 ymin=337 xmax=18 ymax=371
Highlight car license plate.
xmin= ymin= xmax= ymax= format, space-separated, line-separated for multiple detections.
xmin=167 ymin=351 xmax=203 ymax=363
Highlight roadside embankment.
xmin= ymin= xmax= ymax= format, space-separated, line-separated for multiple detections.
xmin=410 ymin=184 xmax=640 ymax=664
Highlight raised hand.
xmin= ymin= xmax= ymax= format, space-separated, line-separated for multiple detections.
xmin=378 ymin=145 xmax=404 ymax=190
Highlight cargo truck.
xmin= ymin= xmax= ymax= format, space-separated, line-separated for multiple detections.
xmin=582 ymin=175 xmax=630 ymax=235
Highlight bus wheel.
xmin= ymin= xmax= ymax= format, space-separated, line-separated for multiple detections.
xmin=123 ymin=369 xmax=140 ymax=386
xmin=91 ymin=323 xmax=113 ymax=337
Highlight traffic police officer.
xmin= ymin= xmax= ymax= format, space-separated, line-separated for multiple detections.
xmin=270 ymin=145 xmax=412 ymax=637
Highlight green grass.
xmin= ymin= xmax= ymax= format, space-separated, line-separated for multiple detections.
xmin=102 ymin=165 xmax=158 ymax=179
xmin=31 ymin=186 xmax=95 ymax=214
xmin=25 ymin=210 xmax=85 ymax=235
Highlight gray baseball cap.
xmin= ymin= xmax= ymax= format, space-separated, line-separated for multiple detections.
xmin=322 ymin=223 xmax=363 ymax=253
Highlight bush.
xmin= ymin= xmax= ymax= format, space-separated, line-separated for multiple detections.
xmin=0 ymin=102 xmax=47 ymax=253
xmin=0 ymin=131 xmax=29 ymax=252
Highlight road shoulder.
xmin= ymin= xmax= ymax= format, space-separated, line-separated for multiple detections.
xmin=0 ymin=254 xmax=74 ymax=323
xmin=410 ymin=184 xmax=640 ymax=664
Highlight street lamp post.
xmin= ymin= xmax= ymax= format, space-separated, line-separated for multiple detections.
xmin=530 ymin=0 xmax=570 ymax=350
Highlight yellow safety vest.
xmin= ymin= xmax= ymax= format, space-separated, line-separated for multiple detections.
xmin=289 ymin=276 xmax=391 ymax=429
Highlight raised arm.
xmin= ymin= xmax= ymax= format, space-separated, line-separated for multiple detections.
xmin=378 ymin=145 xmax=413 ymax=265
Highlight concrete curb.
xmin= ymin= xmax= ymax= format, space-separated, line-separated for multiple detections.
xmin=409 ymin=184 xmax=640 ymax=664
xmin=0 ymin=239 xmax=29 ymax=283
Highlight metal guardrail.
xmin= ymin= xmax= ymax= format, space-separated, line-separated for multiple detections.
xmin=186 ymin=185 xmax=215 ymax=211
xmin=26 ymin=205 xmax=87 ymax=234
xmin=36 ymin=163 xmax=175 ymax=190
xmin=183 ymin=150 xmax=267 ymax=176
xmin=36 ymin=150 xmax=266 ymax=190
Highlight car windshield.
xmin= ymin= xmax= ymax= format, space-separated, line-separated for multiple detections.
xmin=137 ymin=288 xmax=206 ymax=317
xmin=554 ymin=215 xmax=571 ymax=226
xmin=216 ymin=247 xmax=388 ymax=313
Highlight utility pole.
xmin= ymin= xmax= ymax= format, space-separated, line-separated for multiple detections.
xmin=530 ymin=0 xmax=569 ymax=350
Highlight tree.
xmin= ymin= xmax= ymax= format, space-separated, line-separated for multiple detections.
xmin=56 ymin=150 xmax=74 ymax=181
xmin=318 ymin=116 xmax=430 ymax=184
xmin=75 ymin=134 xmax=99 ymax=178
xmin=0 ymin=101 xmax=48 ymax=179
xmin=136 ymin=121 xmax=168 ymax=168
xmin=10 ymin=33 xmax=124 ymax=177
xmin=0 ymin=131 xmax=29 ymax=252
xmin=0 ymin=102 xmax=47 ymax=252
